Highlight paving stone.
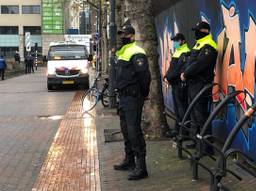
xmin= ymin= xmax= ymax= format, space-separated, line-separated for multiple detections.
xmin=0 ymin=68 xmax=75 ymax=191
xmin=95 ymin=105 xmax=256 ymax=191
xmin=32 ymin=92 xmax=101 ymax=191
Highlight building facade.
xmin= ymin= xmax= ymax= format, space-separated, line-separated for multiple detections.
xmin=41 ymin=0 xmax=65 ymax=56
xmin=0 ymin=0 xmax=96 ymax=59
xmin=0 ymin=0 xmax=42 ymax=60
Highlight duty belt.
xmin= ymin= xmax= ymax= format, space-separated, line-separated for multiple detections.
xmin=187 ymin=77 xmax=210 ymax=84
xmin=119 ymin=84 xmax=141 ymax=97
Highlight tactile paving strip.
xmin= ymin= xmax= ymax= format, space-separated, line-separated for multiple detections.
xmin=32 ymin=91 xmax=101 ymax=191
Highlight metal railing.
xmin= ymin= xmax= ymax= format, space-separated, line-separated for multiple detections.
xmin=168 ymin=83 xmax=256 ymax=191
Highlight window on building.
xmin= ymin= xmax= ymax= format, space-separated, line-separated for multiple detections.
xmin=23 ymin=26 xmax=41 ymax=35
xmin=1 ymin=5 xmax=19 ymax=14
xmin=22 ymin=5 xmax=40 ymax=14
xmin=0 ymin=47 xmax=19 ymax=58
xmin=0 ymin=26 xmax=19 ymax=34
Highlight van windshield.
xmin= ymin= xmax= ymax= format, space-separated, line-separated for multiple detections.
xmin=48 ymin=45 xmax=88 ymax=60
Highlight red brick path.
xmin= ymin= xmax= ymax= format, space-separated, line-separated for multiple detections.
xmin=32 ymin=92 xmax=101 ymax=191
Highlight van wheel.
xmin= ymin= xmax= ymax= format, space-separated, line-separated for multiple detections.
xmin=84 ymin=82 xmax=89 ymax=90
xmin=47 ymin=83 xmax=53 ymax=91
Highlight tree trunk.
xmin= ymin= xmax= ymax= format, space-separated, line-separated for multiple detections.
xmin=123 ymin=0 xmax=168 ymax=139
xmin=101 ymin=5 xmax=109 ymax=73
xmin=115 ymin=0 xmax=126 ymax=47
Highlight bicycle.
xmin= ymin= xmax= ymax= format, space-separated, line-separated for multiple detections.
xmin=82 ymin=71 xmax=111 ymax=112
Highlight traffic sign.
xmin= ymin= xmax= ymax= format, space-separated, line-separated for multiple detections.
xmin=25 ymin=32 xmax=31 ymax=52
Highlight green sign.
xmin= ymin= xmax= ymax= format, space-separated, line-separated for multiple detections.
xmin=42 ymin=0 xmax=64 ymax=34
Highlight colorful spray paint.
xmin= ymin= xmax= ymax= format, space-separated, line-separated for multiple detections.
xmin=155 ymin=0 xmax=256 ymax=159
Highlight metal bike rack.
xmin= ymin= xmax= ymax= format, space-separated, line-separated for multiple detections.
xmin=206 ymin=102 xmax=256 ymax=191
xmin=176 ymin=83 xmax=219 ymax=159
xmin=170 ymin=82 xmax=255 ymax=190
xmin=191 ymin=90 xmax=244 ymax=181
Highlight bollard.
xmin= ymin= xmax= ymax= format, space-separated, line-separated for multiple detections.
xmin=192 ymin=155 xmax=199 ymax=181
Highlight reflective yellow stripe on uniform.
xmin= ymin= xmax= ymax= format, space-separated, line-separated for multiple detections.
xmin=116 ymin=42 xmax=146 ymax=61
xmin=193 ymin=34 xmax=217 ymax=50
xmin=172 ymin=43 xmax=190 ymax=58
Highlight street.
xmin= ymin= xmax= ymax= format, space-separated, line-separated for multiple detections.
xmin=0 ymin=0 xmax=255 ymax=190
xmin=0 ymin=69 xmax=255 ymax=191
xmin=0 ymin=67 xmax=214 ymax=191
xmin=0 ymin=68 xmax=75 ymax=190
xmin=0 ymin=68 xmax=209 ymax=191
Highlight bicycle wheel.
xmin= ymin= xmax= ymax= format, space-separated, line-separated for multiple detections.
xmin=82 ymin=87 xmax=99 ymax=112
xmin=101 ymin=88 xmax=110 ymax=107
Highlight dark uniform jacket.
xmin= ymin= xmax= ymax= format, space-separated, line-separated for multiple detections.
xmin=115 ymin=42 xmax=151 ymax=97
xmin=14 ymin=53 xmax=20 ymax=62
xmin=166 ymin=43 xmax=190 ymax=84
xmin=184 ymin=34 xmax=218 ymax=83
xmin=25 ymin=55 xmax=34 ymax=66
xmin=0 ymin=58 xmax=6 ymax=69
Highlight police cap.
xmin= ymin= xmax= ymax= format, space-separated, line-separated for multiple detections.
xmin=118 ymin=25 xmax=135 ymax=35
xmin=171 ymin=33 xmax=186 ymax=41
xmin=192 ymin=21 xmax=211 ymax=31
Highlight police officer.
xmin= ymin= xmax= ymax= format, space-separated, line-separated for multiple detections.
xmin=25 ymin=53 xmax=34 ymax=74
xmin=181 ymin=21 xmax=218 ymax=149
xmin=0 ymin=55 xmax=7 ymax=80
xmin=25 ymin=53 xmax=30 ymax=73
xmin=14 ymin=51 xmax=20 ymax=64
xmin=113 ymin=25 xmax=151 ymax=181
xmin=165 ymin=33 xmax=190 ymax=138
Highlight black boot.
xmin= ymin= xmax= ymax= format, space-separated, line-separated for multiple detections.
xmin=113 ymin=156 xmax=135 ymax=171
xmin=127 ymin=156 xmax=148 ymax=180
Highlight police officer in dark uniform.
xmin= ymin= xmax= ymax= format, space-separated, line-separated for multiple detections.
xmin=25 ymin=53 xmax=34 ymax=74
xmin=165 ymin=33 xmax=190 ymax=138
xmin=0 ymin=55 xmax=7 ymax=80
xmin=181 ymin=21 xmax=218 ymax=149
xmin=113 ymin=25 xmax=151 ymax=181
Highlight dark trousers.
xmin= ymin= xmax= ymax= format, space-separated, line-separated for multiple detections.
xmin=172 ymin=82 xmax=188 ymax=132
xmin=25 ymin=64 xmax=34 ymax=73
xmin=0 ymin=69 xmax=5 ymax=80
xmin=119 ymin=96 xmax=146 ymax=159
xmin=30 ymin=64 xmax=34 ymax=73
xmin=25 ymin=64 xmax=29 ymax=73
xmin=187 ymin=81 xmax=212 ymax=136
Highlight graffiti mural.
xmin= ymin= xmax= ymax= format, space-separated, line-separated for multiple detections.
xmin=157 ymin=17 xmax=179 ymax=111
xmin=155 ymin=0 xmax=256 ymax=159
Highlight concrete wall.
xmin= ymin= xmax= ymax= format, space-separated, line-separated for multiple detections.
xmin=154 ymin=0 xmax=256 ymax=159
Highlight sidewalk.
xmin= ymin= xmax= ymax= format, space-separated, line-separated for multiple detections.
xmin=0 ymin=68 xmax=75 ymax=191
xmin=95 ymin=104 xmax=256 ymax=191
xmin=32 ymin=92 xmax=100 ymax=191
xmin=95 ymin=105 xmax=210 ymax=191
xmin=30 ymin=79 xmax=255 ymax=191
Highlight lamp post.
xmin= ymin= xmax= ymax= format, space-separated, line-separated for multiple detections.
xmin=81 ymin=0 xmax=101 ymax=71
xmin=109 ymin=0 xmax=116 ymax=49
xmin=97 ymin=0 xmax=102 ymax=71
xmin=80 ymin=0 xmax=117 ymax=107
xmin=108 ymin=0 xmax=117 ymax=108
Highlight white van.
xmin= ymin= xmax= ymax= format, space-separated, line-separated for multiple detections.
xmin=47 ymin=41 xmax=92 ymax=90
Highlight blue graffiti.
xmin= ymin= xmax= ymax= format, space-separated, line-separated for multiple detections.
xmin=155 ymin=0 xmax=256 ymax=159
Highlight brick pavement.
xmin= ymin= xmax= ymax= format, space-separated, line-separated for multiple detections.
xmin=0 ymin=68 xmax=75 ymax=191
xmin=1 ymin=68 xmax=255 ymax=191
xmin=32 ymin=92 xmax=101 ymax=191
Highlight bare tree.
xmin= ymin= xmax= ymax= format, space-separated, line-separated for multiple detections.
xmin=116 ymin=0 xmax=168 ymax=139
